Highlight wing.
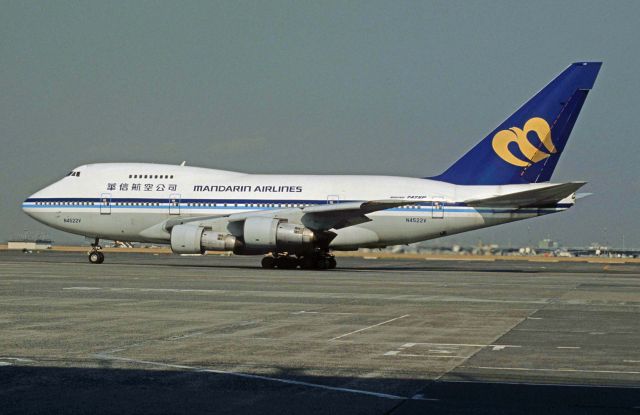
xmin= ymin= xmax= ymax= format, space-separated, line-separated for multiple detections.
xmin=464 ymin=182 xmax=586 ymax=208
xmin=163 ymin=200 xmax=416 ymax=232
xmin=298 ymin=200 xmax=417 ymax=230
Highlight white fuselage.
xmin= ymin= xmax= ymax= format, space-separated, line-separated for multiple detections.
xmin=22 ymin=163 xmax=570 ymax=250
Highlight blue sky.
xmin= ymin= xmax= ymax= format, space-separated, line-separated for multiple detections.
xmin=2 ymin=1 xmax=638 ymax=247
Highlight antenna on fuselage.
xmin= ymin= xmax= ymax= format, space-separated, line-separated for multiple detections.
xmin=179 ymin=161 xmax=186 ymax=166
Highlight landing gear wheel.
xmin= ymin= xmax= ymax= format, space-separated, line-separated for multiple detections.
xmin=328 ymin=257 xmax=337 ymax=269
xmin=300 ymin=256 xmax=316 ymax=270
xmin=298 ymin=252 xmax=336 ymax=270
xmin=88 ymin=237 xmax=104 ymax=264
xmin=276 ymin=256 xmax=298 ymax=269
xmin=261 ymin=256 xmax=276 ymax=269
xmin=316 ymin=257 xmax=330 ymax=270
xmin=89 ymin=251 xmax=104 ymax=264
xmin=263 ymin=252 xmax=335 ymax=270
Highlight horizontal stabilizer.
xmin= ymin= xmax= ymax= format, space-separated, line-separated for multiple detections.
xmin=465 ymin=182 xmax=586 ymax=207
xmin=576 ymin=192 xmax=593 ymax=200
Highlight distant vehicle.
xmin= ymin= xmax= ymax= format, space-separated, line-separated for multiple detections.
xmin=22 ymin=62 xmax=602 ymax=269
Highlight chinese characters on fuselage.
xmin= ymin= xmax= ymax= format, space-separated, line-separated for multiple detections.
xmin=106 ymin=183 xmax=178 ymax=192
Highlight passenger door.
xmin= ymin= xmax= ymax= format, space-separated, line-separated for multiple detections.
xmin=431 ymin=197 xmax=445 ymax=219
xmin=100 ymin=193 xmax=111 ymax=215
xmin=169 ymin=193 xmax=181 ymax=215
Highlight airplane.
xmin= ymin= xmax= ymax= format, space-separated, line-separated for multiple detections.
xmin=22 ymin=62 xmax=602 ymax=270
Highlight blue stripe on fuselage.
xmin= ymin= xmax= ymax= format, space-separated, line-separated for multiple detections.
xmin=22 ymin=197 xmax=573 ymax=214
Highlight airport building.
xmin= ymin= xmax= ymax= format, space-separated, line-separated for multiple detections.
xmin=7 ymin=239 xmax=53 ymax=250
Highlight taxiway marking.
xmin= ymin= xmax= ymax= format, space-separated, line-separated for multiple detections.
xmin=94 ymin=354 xmax=416 ymax=400
xmin=383 ymin=342 xmax=521 ymax=358
xmin=397 ymin=354 xmax=467 ymax=359
xmin=292 ymin=310 xmax=354 ymax=315
xmin=470 ymin=366 xmax=640 ymax=375
xmin=395 ymin=342 xmax=521 ymax=348
xmin=64 ymin=286 xmax=226 ymax=294
xmin=329 ymin=314 xmax=410 ymax=341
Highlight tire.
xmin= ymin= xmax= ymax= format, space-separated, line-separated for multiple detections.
xmin=261 ymin=256 xmax=276 ymax=269
xmin=89 ymin=252 xmax=101 ymax=264
xmin=328 ymin=257 xmax=337 ymax=269
xmin=316 ymin=258 xmax=329 ymax=270
xmin=300 ymin=256 xmax=316 ymax=270
xmin=277 ymin=257 xmax=298 ymax=269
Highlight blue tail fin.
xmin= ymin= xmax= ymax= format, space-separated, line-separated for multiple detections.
xmin=432 ymin=62 xmax=602 ymax=185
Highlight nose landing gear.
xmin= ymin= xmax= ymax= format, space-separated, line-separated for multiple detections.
xmin=88 ymin=238 xmax=104 ymax=264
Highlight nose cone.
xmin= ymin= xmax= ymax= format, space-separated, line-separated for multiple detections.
xmin=24 ymin=176 xmax=72 ymax=229
xmin=22 ymin=193 xmax=38 ymax=219
xmin=23 ymin=183 xmax=53 ymax=222
xmin=22 ymin=191 xmax=54 ymax=228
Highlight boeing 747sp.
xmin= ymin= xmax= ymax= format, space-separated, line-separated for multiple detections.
xmin=23 ymin=62 xmax=602 ymax=269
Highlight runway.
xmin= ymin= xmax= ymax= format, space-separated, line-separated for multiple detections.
xmin=1 ymin=251 xmax=639 ymax=414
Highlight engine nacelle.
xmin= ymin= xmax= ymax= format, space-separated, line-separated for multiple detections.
xmin=201 ymin=230 xmax=239 ymax=251
xmin=276 ymin=222 xmax=316 ymax=250
xmin=240 ymin=217 xmax=315 ymax=254
xmin=170 ymin=225 xmax=238 ymax=254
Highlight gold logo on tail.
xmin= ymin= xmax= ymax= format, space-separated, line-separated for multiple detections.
xmin=492 ymin=117 xmax=556 ymax=167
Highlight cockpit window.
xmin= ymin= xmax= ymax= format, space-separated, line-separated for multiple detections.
xmin=67 ymin=171 xmax=81 ymax=177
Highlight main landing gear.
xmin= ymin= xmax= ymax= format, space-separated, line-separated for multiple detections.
xmin=88 ymin=238 xmax=104 ymax=264
xmin=261 ymin=252 xmax=337 ymax=270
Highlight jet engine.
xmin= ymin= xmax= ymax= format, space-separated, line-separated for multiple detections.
xmin=170 ymin=218 xmax=316 ymax=255
xmin=170 ymin=225 xmax=239 ymax=254
xmin=239 ymin=217 xmax=316 ymax=254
